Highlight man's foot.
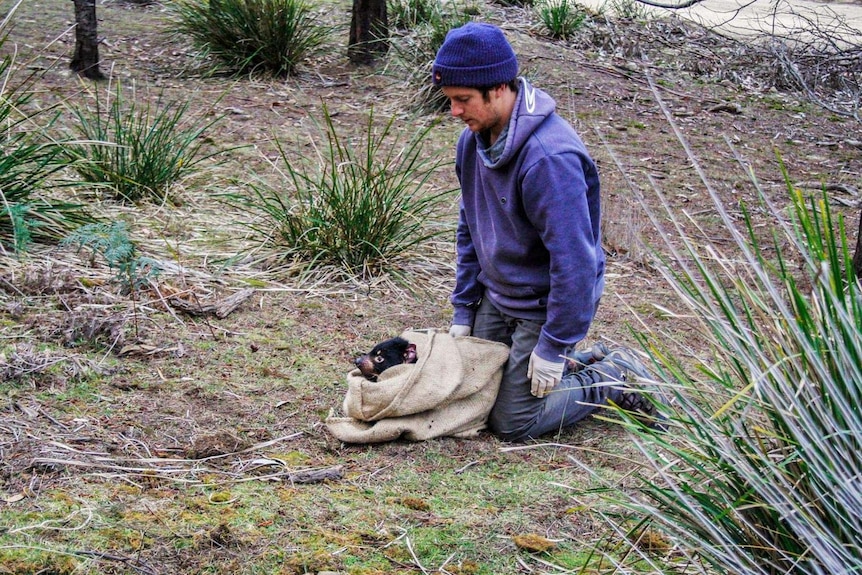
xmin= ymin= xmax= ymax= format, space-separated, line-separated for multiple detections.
xmin=565 ymin=342 xmax=610 ymax=373
xmin=597 ymin=347 xmax=668 ymax=429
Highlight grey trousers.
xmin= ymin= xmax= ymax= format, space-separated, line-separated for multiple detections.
xmin=472 ymin=298 xmax=625 ymax=442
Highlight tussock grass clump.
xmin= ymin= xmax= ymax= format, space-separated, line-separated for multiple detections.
xmin=169 ymin=0 xmax=330 ymax=77
xmin=583 ymin=107 xmax=862 ymax=572
xmin=64 ymin=83 xmax=220 ymax=204
xmin=0 ymin=3 xmax=92 ymax=253
xmin=629 ymin=174 xmax=860 ymax=574
xmin=536 ymin=0 xmax=587 ymax=39
xmin=605 ymin=0 xmax=654 ymax=20
xmin=228 ymin=107 xmax=455 ymax=281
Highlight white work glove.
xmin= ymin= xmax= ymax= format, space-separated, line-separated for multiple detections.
xmin=449 ymin=324 xmax=472 ymax=337
xmin=528 ymin=351 xmax=565 ymax=398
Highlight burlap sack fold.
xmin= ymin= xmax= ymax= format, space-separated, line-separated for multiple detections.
xmin=325 ymin=329 xmax=510 ymax=443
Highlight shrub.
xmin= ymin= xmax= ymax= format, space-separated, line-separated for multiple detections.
xmin=62 ymin=221 xmax=161 ymax=295
xmin=536 ymin=0 xmax=586 ymax=39
xmin=64 ymin=83 xmax=220 ymax=204
xmin=170 ymin=0 xmax=330 ymax=77
xmin=226 ymin=106 xmax=455 ymax=281
xmin=581 ymin=148 xmax=862 ymax=573
xmin=0 ymin=2 xmax=92 ymax=252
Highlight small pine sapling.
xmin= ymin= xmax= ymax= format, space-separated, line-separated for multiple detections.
xmin=62 ymin=222 xmax=162 ymax=338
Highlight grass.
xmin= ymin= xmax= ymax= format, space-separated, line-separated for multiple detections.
xmin=2 ymin=1 xmax=861 ymax=574
xmin=226 ymin=105 xmax=456 ymax=281
xmin=0 ymin=429 xmax=628 ymax=574
xmin=0 ymin=1 xmax=92 ymax=253
xmin=578 ymin=83 xmax=862 ymax=574
xmin=388 ymin=5 xmax=475 ymax=112
xmin=598 ymin=0 xmax=655 ymax=20
xmin=63 ymin=82 xmax=222 ymax=204
xmin=169 ymin=0 xmax=332 ymax=77
xmin=389 ymin=0 xmax=441 ymax=30
xmin=536 ymin=0 xmax=587 ymax=39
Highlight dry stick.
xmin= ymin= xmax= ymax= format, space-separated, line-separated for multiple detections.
xmin=796 ymin=181 xmax=859 ymax=196
xmin=7 ymin=507 xmax=93 ymax=535
xmin=453 ymin=461 xmax=479 ymax=474
xmin=73 ymin=550 xmax=158 ymax=575
xmin=515 ymin=555 xmax=535 ymax=572
xmin=31 ymin=434 xmax=344 ymax=486
xmin=47 ymin=432 xmax=303 ymax=464
xmin=168 ymin=287 xmax=254 ymax=319
xmin=402 ymin=531 xmax=430 ymax=575
xmin=37 ymin=404 xmax=70 ymax=431
xmin=146 ymin=280 xmax=185 ymax=325
xmin=32 ymin=457 xmax=344 ymax=485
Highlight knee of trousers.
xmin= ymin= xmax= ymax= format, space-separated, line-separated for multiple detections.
xmin=487 ymin=407 xmax=542 ymax=443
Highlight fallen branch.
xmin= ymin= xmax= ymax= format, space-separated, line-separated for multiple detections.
xmin=168 ymin=288 xmax=254 ymax=318
xmin=796 ymin=181 xmax=859 ymax=196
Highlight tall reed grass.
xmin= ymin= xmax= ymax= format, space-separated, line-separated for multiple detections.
xmin=578 ymin=81 xmax=862 ymax=574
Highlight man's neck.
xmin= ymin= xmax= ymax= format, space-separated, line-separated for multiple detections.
xmin=489 ymin=88 xmax=517 ymax=145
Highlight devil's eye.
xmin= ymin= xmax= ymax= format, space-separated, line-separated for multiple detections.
xmin=374 ymin=356 xmax=385 ymax=363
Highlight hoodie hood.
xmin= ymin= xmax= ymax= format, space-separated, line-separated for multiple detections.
xmin=478 ymin=78 xmax=555 ymax=169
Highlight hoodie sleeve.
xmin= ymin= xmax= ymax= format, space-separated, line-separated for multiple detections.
xmin=450 ymin=203 xmax=484 ymax=326
xmin=521 ymin=151 xmax=600 ymax=362
xmin=450 ymin=132 xmax=484 ymax=326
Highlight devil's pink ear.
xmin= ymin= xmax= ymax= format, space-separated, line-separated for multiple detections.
xmin=404 ymin=343 xmax=418 ymax=363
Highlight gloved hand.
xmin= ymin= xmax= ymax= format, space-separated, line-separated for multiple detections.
xmin=449 ymin=324 xmax=472 ymax=337
xmin=528 ymin=351 xmax=565 ymax=398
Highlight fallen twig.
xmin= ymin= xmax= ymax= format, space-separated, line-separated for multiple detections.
xmin=73 ymin=550 xmax=159 ymax=575
xmin=168 ymin=287 xmax=254 ymax=318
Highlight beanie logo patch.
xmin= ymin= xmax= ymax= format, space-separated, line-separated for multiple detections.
xmin=524 ymin=81 xmax=536 ymax=114
xmin=434 ymin=71 xmax=442 ymax=84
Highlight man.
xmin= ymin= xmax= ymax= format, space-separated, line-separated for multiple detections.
xmin=433 ymin=22 xmax=664 ymax=441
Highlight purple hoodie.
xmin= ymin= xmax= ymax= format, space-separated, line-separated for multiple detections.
xmin=451 ymin=78 xmax=605 ymax=362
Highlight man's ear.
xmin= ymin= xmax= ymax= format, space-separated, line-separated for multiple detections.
xmin=490 ymin=82 xmax=510 ymax=102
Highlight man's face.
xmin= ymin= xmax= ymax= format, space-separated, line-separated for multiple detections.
xmin=441 ymin=85 xmax=505 ymax=136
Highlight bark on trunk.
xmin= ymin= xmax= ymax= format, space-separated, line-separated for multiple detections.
xmin=348 ymin=0 xmax=389 ymax=65
xmin=70 ymin=0 xmax=105 ymax=80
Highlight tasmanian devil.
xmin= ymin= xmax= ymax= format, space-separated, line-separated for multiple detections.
xmin=353 ymin=336 xmax=418 ymax=381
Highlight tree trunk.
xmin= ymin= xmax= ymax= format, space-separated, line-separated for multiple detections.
xmin=70 ymin=0 xmax=105 ymax=80
xmin=348 ymin=0 xmax=388 ymax=65
xmin=853 ymin=210 xmax=862 ymax=279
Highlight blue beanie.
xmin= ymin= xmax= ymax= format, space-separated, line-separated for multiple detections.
xmin=432 ymin=23 xmax=518 ymax=87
